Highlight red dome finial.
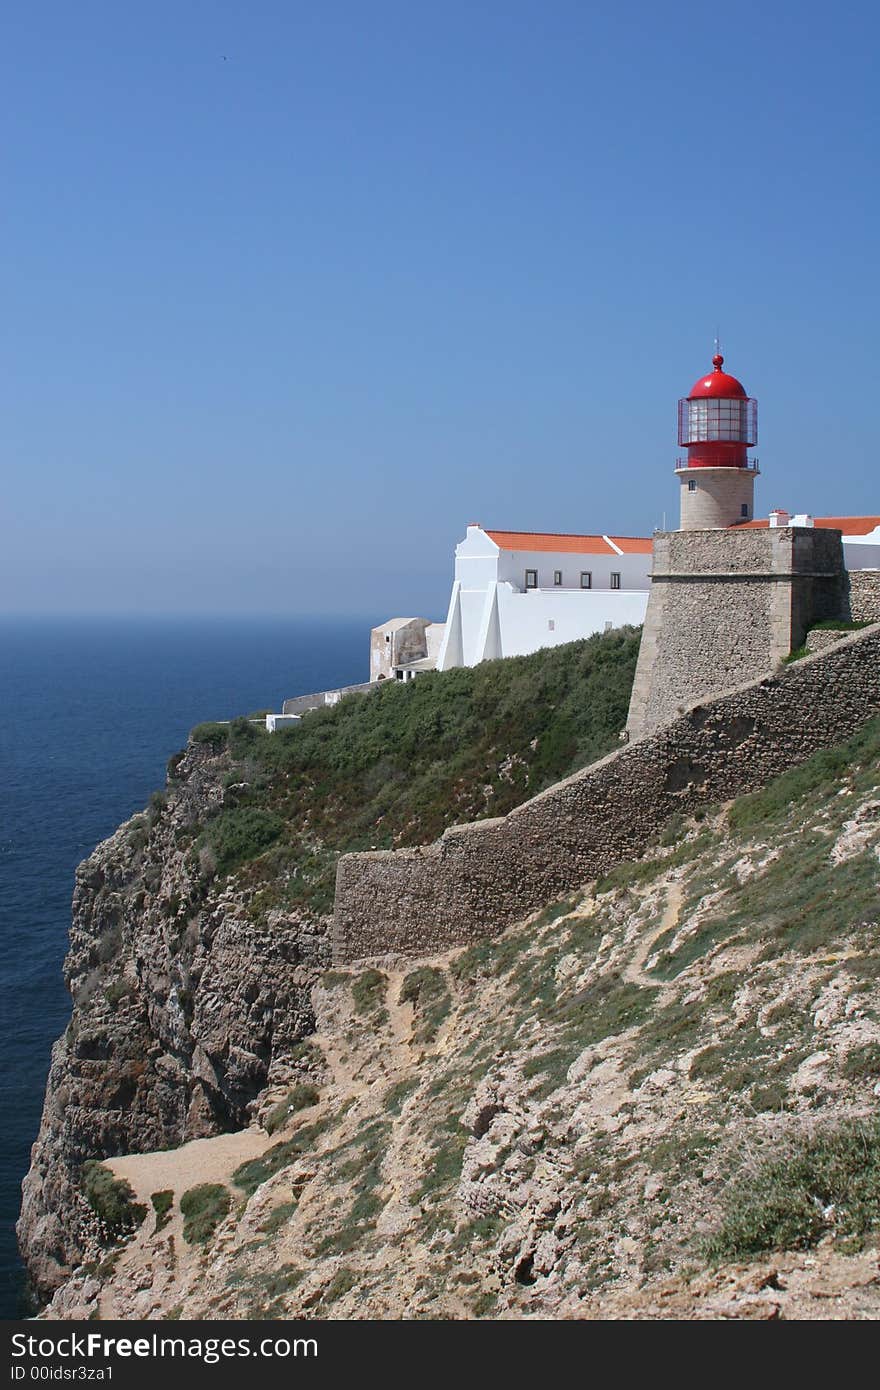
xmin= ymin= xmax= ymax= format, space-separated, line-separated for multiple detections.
xmin=712 ymin=353 xmax=724 ymax=370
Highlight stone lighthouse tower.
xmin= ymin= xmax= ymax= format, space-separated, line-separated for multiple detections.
xmin=676 ymin=353 xmax=758 ymax=528
xmin=626 ymin=351 xmax=848 ymax=739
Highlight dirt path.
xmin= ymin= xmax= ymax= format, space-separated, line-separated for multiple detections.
xmin=624 ymin=876 xmax=684 ymax=987
xmin=383 ymin=968 xmax=415 ymax=1065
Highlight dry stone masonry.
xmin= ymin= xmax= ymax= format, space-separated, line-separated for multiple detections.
xmin=626 ymin=526 xmax=847 ymax=738
xmin=849 ymin=569 xmax=880 ymax=624
xmin=332 ymin=622 xmax=880 ymax=963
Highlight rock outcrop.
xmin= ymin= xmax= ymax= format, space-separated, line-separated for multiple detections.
xmin=18 ymin=743 xmax=328 ymax=1301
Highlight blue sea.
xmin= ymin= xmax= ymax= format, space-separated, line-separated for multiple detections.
xmin=0 ymin=616 xmax=369 ymax=1317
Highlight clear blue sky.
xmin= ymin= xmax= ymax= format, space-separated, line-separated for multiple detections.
xmin=2 ymin=1 xmax=877 ymax=618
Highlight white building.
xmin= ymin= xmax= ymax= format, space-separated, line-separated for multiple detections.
xmin=367 ymin=512 xmax=879 ymax=687
xmin=434 ymin=525 xmax=652 ymax=671
xmin=741 ymin=511 xmax=880 ymax=569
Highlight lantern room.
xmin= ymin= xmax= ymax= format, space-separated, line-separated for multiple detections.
xmin=677 ymin=354 xmax=757 ymax=469
xmin=674 ymin=353 xmax=760 ymax=530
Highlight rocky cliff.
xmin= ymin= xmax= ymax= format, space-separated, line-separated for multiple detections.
xmin=26 ymin=714 xmax=880 ymax=1320
xmin=19 ymin=634 xmax=638 ymax=1306
xmin=18 ymin=741 xmax=328 ymax=1301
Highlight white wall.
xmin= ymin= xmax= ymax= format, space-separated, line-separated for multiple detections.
xmin=435 ymin=525 xmax=652 ymax=671
xmin=844 ymin=533 xmax=880 ymax=570
xmin=437 ymin=576 xmax=650 ymax=671
xmin=492 ymin=585 xmax=649 ymax=658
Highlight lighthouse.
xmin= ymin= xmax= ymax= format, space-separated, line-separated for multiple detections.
xmin=675 ymin=354 xmax=758 ymax=529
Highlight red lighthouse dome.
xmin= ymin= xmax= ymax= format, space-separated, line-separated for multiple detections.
xmin=677 ymin=353 xmax=757 ymax=469
xmin=688 ymin=354 xmax=748 ymax=400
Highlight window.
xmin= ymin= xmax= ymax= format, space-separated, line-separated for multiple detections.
xmin=611 ymin=572 xmax=621 ymax=590
xmin=741 ymin=502 xmax=750 ymax=517
xmin=525 ymin=569 xmax=538 ymax=589
xmin=553 ymin=570 xmax=562 ymax=586
xmin=580 ymin=571 xmax=592 ymax=589
xmin=548 ymin=619 xmax=555 ymax=631
xmin=688 ymin=479 xmax=697 ymax=492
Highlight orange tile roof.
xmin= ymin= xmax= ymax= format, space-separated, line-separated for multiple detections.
xmin=609 ymin=535 xmax=654 ymax=553
xmin=737 ymin=516 xmax=880 ymax=535
xmin=485 ymin=529 xmax=651 ymax=555
xmin=813 ymin=516 xmax=880 ymax=534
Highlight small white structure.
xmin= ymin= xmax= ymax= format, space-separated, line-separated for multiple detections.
xmin=435 ymin=525 xmax=652 ymax=671
xmin=370 ymin=617 xmax=446 ymax=682
xmin=266 ymin=713 xmax=302 ymax=732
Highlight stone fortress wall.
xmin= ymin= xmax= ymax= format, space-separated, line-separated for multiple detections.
xmin=849 ymin=569 xmax=880 ymax=624
xmin=625 ymin=527 xmax=847 ymax=740
xmin=282 ymin=681 xmax=375 ymax=717
xmin=331 ymin=621 xmax=880 ymax=963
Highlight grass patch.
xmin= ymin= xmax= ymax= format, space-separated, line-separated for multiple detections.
xmin=550 ymin=973 xmax=651 ymax=1045
xmin=259 ymin=1199 xmax=298 ymax=1235
xmin=706 ymin=1121 xmax=880 ymax=1259
xmin=728 ymin=717 xmax=880 ymax=833
xmin=811 ymin=619 xmax=871 ymax=632
xmin=384 ymin=1077 xmax=419 ymax=1115
xmin=180 ymin=1183 xmax=231 ymax=1245
xmin=232 ymin=1118 xmax=333 ymax=1196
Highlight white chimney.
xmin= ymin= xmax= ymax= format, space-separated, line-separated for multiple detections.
xmin=768 ymin=508 xmax=790 ymax=528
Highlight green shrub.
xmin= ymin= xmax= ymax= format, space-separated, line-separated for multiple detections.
xmin=151 ymin=1189 xmax=174 ymax=1233
xmin=842 ymin=1042 xmax=880 ymax=1081
xmin=352 ymin=969 xmax=387 ymax=1017
xmin=180 ymin=1183 xmax=231 ymax=1244
xmin=706 ymin=1121 xmax=880 ymax=1260
xmin=324 ymin=1268 xmax=358 ymax=1303
xmin=399 ymin=967 xmax=451 ymax=1043
xmin=259 ymin=1199 xmax=298 ymax=1235
xmin=202 ymin=807 xmax=284 ymax=875
xmin=265 ymin=1084 xmax=321 ymax=1134
xmin=81 ymin=1161 xmax=146 ymax=1239
xmin=190 ymin=722 xmax=229 ymax=750
xmin=104 ymin=978 xmax=134 ymax=1008
xmin=166 ymin=751 xmax=186 ymax=781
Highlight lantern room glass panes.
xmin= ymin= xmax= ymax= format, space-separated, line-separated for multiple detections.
xmin=678 ymin=397 xmax=757 ymax=445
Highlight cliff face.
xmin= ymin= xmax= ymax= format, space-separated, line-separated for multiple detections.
xmin=18 ymin=743 xmax=328 ymax=1300
xmin=32 ymin=717 xmax=880 ymax=1321
xmin=18 ymin=633 xmax=640 ymax=1303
